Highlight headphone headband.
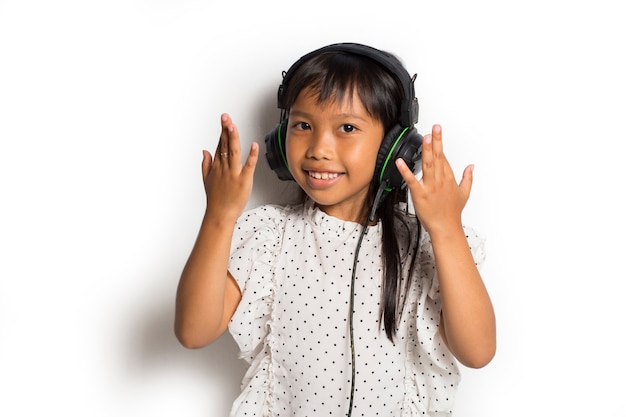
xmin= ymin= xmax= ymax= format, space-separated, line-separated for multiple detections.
xmin=276 ymin=42 xmax=419 ymax=127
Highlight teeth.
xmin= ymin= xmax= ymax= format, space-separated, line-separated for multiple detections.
xmin=309 ymin=171 xmax=339 ymax=180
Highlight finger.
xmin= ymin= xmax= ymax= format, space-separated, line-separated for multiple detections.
xmin=225 ymin=117 xmax=242 ymax=163
xmin=431 ymin=124 xmax=447 ymax=178
xmin=420 ymin=131 xmax=434 ymax=183
xmin=242 ymin=142 xmax=260 ymax=178
xmin=395 ymin=158 xmax=421 ymax=190
xmin=431 ymin=124 xmax=443 ymax=153
xmin=216 ymin=113 xmax=232 ymax=162
xmin=201 ymin=150 xmax=212 ymax=180
xmin=459 ymin=164 xmax=474 ymax=201
xmin=219 ymin=113 xmax=245 ymax=170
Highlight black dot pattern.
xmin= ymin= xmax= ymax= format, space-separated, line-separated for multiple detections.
xmin=228 ymin=199 xmax=486 ymax=417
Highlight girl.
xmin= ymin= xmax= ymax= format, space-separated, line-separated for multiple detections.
xmin=175 ymin=43 xmax=496 ymax=417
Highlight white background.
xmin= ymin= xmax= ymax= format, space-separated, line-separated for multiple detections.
xmin=1 ymin=1 xmax=625 ymax=416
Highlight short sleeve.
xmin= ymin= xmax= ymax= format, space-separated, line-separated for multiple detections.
xmin=227 ymin=205 xmax=285 ymax=363
xmin=406 ymin=226 xmax=486 ymax=413
xmin=465 ymin=225 xmax=487 ymax=270
xmin=420 ymin=225 xmax=486 ymax=301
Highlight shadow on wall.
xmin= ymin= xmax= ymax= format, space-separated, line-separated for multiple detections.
xmin=124 ymin=84 xmax=299 ymax=416
xmin=132 ymin=292 xmax=247 ymax=416
xmin=250 ymin=81 xmax=302 ymax=207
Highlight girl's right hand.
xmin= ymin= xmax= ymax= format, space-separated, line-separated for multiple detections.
xmin=202 ymin=113 xmax=259 ymax=223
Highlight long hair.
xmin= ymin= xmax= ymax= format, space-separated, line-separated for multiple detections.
xmin=281 ymin=49 xmax=422 ymax=341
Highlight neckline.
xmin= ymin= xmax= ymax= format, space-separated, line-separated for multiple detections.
xmin=303 ymin=198 xmax=382 ymax=238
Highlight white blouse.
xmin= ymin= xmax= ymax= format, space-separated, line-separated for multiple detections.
xmin=228 ymin=199 xmax=486 ymax=417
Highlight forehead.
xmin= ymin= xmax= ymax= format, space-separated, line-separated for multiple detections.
xmin=294 ymin=85 xmax=370 ymax=116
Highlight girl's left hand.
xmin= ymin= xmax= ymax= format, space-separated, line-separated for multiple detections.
xmin=395 ymin=124 xmax=473 ymax=236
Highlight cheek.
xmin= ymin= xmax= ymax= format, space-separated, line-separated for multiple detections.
xmin=284 ymin=137 xmax=310 ymax=180
xmin=345 ymin=142 xmax=380 ymax=175
xmin=284 ymin=138 xmax=300 ymax=167
xmin=342 ymin=147 xmax=378 ymax=181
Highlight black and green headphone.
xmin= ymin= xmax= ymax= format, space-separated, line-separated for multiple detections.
xmin=264 ymin=42 xmax=423 ymax=192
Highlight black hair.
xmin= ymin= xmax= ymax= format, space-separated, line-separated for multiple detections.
xmin=281 ymin=49 xmax=422 ymax=341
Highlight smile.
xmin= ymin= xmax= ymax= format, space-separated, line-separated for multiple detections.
xmin=308 ymin=171 xmax=340 ymax=180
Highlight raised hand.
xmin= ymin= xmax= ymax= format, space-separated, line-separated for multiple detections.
xmin=203 ymin=113 xmax=259 ymax=223
xmin=395 ymin=124 xmax=473 ymax=236
xmin=395 ymin=124 xmax=495 ymax=368
xmin=175 ymin=113 xmax=257 ymax=348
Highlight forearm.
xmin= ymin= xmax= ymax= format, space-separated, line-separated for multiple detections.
xmin=430 ymin=226 xmax=496 ymax=368
xmin=174 ymin=212 xmax=241 ymax=348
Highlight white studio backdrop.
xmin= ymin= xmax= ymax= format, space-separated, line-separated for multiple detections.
xmin=1 ymin=1 xmax=625 ymax=416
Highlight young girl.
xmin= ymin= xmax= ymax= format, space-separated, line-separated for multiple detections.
xmin=175 ymin=43 xmax=496 ymax=417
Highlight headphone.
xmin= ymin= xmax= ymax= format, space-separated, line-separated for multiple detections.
xmin=264 ymin=42 xmax=423 ymax=192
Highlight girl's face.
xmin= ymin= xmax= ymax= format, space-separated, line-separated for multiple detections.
xmin=286 ymin=87 xmax=385 ymax=222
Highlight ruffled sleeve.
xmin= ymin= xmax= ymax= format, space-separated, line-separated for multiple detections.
xmin=423 ymin=225 xmax=486 ymax=301
xmin=227 ymin=205 xmax=284 ymax=364
xmin=405 ymin=226 xmax=487 ymax=415
xmin=465 ymin=226 xmax=487 ymax=268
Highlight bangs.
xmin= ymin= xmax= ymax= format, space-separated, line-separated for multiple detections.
xmin=282 ymin=52 xmax=401 ymax=130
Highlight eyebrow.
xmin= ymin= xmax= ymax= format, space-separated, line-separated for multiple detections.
xmin=289 ymin=109 xmax=370 ymax=123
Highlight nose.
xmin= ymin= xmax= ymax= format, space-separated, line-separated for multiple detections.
xmin=306 ymin=128 xmax=334 ymax=160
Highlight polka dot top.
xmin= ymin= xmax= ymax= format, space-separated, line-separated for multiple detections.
xmin=227 ymin=199 xmax=486 ymax=417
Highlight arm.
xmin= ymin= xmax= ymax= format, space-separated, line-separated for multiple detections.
xmin=396 ymin=124 xmax=496 ymax=368
xmin=175 ymin=113 xmax=259 ymax=349
xmin=430 ymin=225 xmax=495 ymax=368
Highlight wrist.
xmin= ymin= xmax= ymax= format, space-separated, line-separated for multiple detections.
xmin=202 ymin=208 xmax=240 ymax=230
xmin=425 ymin=221 xmax=465 ymax=245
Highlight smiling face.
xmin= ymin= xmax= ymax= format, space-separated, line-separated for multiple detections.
xmin=285 ymin=86 xmax=384 ymax=222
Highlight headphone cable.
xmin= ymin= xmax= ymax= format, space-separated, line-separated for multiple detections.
xmin=347 ymin=184 xmax=389 ymax=417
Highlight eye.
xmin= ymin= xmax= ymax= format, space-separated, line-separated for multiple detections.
xmin=293 ymin=121 xmax=311 ymax=131
xmin=340 ymin=124 xmax=356 ymax=133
